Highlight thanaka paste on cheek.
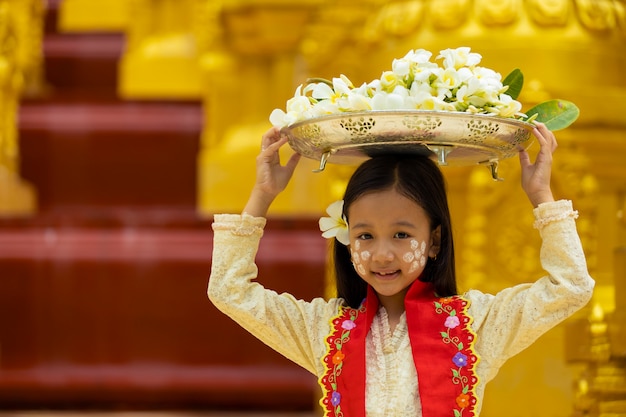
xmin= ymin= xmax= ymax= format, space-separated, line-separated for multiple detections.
xmin=351 ymin=248 xmax=367 ymax=276
xmin=406 ymin=239 xmax=427 ymax=274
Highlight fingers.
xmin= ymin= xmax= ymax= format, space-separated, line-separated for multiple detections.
xmin=518 ymin=147 xmax=531 ymax=169
xmin=533 ymin=122 xmax=557 ymax=153
xmin=260 ymin=127 xmax=282 ymax=152
xmin=285 ymin=152 xmax=302 ymax=174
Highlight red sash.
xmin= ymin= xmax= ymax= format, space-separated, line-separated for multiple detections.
xmin=319 ymin=280 xmax=479 ymax=416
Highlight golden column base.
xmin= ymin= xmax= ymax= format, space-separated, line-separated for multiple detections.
xmin=58 ymin=0 xmax=129 ymax=32
xmin=0 ymin=166 xmax=36 ymax=216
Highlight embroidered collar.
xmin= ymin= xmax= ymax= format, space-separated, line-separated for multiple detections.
xmin=319 ymin=281 xmax=480 ymax=417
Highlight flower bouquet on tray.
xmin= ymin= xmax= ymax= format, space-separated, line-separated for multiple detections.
xmin=270 ymin=47 xmax=579 ymax=179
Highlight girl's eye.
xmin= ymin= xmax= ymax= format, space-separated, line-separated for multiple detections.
xmin=394 ymin=232 xmax=409 ymax=239
xmin=357 ymin=233 xmax=373 ymax=240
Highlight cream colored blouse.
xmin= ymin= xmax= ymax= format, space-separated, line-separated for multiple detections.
xmin=208 ymin=200 xmax=594 ymax=416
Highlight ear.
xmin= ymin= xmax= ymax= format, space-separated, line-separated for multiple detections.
xmin=429 ymin=225 xmax=441 ymax=258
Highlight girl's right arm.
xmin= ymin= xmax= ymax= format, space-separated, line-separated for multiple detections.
xmin=208 ymin=213 xmax=340 ymax=375
xmin=208 ymin=128 xmax=338 ymax=375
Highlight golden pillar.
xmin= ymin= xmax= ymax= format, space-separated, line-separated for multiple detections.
xmin=58 ymin=0 xmax=129 ymax=32
xmin=59 ymin=0 xmax=202 ymax=99
xmin=0 ymin=0 xmax=43 ymax=216
xmin=196 ymin=0 xmax=355 ymax=216
xmin=118 ymin=0 xmax=202 ymax=99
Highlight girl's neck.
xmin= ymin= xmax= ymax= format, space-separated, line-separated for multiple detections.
xmin=377 ymin=292 xmax=407 ymax=333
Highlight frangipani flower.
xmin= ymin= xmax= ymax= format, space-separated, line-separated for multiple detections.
xmin=437 ymin=47 xmax=482 ymax=70
xmin=319 ymin=200 xmax=350 ymax=246
xmin=269 ymin=47 xmax=578 ymax=131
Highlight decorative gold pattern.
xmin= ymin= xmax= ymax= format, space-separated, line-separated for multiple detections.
xmin=0 ymin=0 xmax=41 ymax=216
xmin=283 ymin=111 xmax=533 ymax=169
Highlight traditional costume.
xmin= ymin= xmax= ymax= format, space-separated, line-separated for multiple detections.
xmin=209 ymin=200 xmax=594 ymax=416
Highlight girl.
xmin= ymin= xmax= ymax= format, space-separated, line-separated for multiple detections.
xmin=208 ymin=123 xmax=594 ymax=417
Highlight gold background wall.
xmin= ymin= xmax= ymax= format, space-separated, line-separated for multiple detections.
xmin=22 ymin=0 xmax=626 ymax=415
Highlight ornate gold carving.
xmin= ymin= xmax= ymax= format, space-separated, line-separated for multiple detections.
xmin=527 ymin=0 xmax=570 ymax=26
xmin=574 ymin=0 xmax=618 ymax=31
xmin=0 ymin=0 xmax=40 ymax=216
xmin=429 ymin=0 xmax=471 ymax=30
xmin=569 ymin=303 xmax=626 ymax=416
xmin=368 ymin=1 xmax=425 ymax=38
xmin=476 ymin=0 xmax=522 ymax=26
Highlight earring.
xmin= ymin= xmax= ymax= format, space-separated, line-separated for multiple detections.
xmin=430 ymin=254 xmax=438 ymax=261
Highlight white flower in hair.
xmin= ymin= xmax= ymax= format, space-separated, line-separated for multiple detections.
xmin=319 ymin=200 xmax=350 ymax=246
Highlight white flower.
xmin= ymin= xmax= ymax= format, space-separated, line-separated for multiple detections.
xmin=494 ymin=94 xmax=523 ymax=118
xmin=380 ymin=70 xmax=401 ymax=92
xmin=319 ymin=200 xmax=350 ymax=246
xmin=345 ymin=90 xmax=372 ymax=111
xmin=401 ymin=49 xmax=433 ymax=66
xmin=437 ymin=47 xmax=482 ymax=70
xmin=268 ymin=47 xmax=539 ymax=127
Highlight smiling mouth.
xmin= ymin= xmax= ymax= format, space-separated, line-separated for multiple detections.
xmin=374 ymin=270 xmax=400 ymax=280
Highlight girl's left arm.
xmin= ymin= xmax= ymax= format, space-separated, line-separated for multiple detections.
xmin=469 ymin=199 xmax=594 ymax=369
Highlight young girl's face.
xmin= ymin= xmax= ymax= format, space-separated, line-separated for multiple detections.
xmin=347 ymin=188 xmax=441 ymax=307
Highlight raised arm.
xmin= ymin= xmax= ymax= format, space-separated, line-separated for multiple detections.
xmin=243 ymin=127 xmax=301 ymax=217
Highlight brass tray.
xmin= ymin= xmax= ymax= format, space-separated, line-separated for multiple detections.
xmin=282 ymin=111 xmax=535 ymax=180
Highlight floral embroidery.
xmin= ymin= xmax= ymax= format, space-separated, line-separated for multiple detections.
xmin=445 ymin=315 xmax=460 ymax=328
xmin=456 ymin=393 xmax=471 ymax=408
xmin=319 ymin=304 xmax=365 ymax=417
xmin=452 ymin=351 xmax=468 ymax=367
xmin=341 ymin=319 xmax=357 ymax=331
xmin=435 ymin=297 xmax=480 ymax=417
xmin=332 ymin=351 xmax=345 ymax=365
xmin=320 ymin=293 xmax=479 ymax=417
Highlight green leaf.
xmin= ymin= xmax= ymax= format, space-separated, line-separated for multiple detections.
xmin=457 ymin=342 xmax=464 ymax=350
xmin=524 ymin=99 xmax=580 ymax=131
xmin=503 ymin=69 xmax=524 ymax=100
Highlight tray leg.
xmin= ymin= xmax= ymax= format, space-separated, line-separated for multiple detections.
xmin=488 ymin=161 xmax=504 ymax=181
xmin=427 ymin=145 xmax=452 ymax=166
xmin=313 ymin=150 xmax=331 ymax=173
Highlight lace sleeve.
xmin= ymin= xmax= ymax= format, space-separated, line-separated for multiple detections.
xmin=467 ymin=200 xmax=594 ymax=380
xmin=208 ymin=213 xmax=340 ymax=376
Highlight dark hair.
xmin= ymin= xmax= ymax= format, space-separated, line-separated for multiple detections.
xmin=333 ymin=154 xmax=457 ymax=307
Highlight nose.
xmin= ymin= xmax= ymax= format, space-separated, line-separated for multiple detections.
xmin=371 ymin=240 xmax=395 ymax=264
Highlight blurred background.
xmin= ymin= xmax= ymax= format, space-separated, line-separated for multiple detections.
xmin=0 ymin=0 xmax=625 ymax=416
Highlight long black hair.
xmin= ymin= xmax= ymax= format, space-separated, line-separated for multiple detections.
xmin=333 ymin=154 xmax=457 ymax=307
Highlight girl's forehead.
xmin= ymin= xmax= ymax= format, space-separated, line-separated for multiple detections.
xmin=347 ymin=190 xmax=429 ymax=223
xmin=349 ymin=189 xmax=421 ymax=209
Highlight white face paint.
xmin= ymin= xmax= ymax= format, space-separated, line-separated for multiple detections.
xmin=351 ymin=245 xmax=372 ymax=277
xmin=406 ymin=238 xmax=427 ymax=274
